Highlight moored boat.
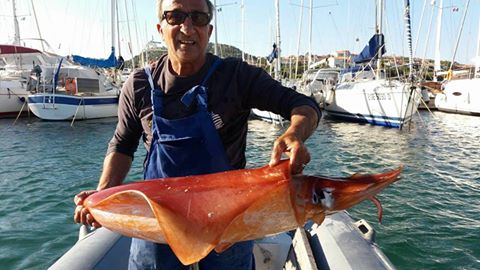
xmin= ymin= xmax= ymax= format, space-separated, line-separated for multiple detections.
xmin=0 ymin=44 xmax=55 ymax=118
xmin=0 ymin=78 xmax=29 ymax=118
xmin=251 ymin=108 xmax=285 ymax=125
xmin=27 ymin=0 xmax=121 ymax=121
xmin=28 ymin=92 xmax=119 ymax=121
xmin=27 ymin=66 xmax=119 ymax=121
xmin=323 ymin=0 xmax=422 ymax=129
xmin=324 ymin=77 xmax=421 ymax=128
xmin=433 ymin=12 xmax=480 ymax=116
xmin=434 ymin=78 xmax=480 ymax=115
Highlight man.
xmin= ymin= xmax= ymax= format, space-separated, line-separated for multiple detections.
xmin=74 ymin=0 xmax=321 ymax=269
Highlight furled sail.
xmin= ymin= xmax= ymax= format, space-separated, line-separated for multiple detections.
xmin=353 ymin=34 xmax=386 ymax=64
xmin=72 ymin=47 xmax=117 ymax=68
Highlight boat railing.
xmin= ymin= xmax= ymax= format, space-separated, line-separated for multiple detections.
xmin=27 ymin=75 xmax=54 ymax=94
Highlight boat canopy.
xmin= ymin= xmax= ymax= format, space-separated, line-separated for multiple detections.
xmin=353 ymin=34 xmax=386 ymax=64
xmin=72 ymin=47 xmax=117 ymax=68
xmin=0 ymin=44 xmax=41 ymax=55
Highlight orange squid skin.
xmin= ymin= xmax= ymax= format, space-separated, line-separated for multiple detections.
xmin=83 ymin=160 xmax=402 ymax=265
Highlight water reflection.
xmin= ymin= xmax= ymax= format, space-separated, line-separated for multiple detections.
xmin=246 ymin=119 xmax=285 ymax=167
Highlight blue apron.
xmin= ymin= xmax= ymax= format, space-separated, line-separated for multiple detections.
xmin=128 ymin=59 xmax=254 ymax=270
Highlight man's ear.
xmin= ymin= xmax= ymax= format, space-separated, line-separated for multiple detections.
xmin=157 ymin=23 xmax=163 ymax=36
xmin=208 ymin=24 xmax=213 ymax=38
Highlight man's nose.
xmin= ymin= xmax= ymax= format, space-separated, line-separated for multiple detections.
xmin=180 ymin=16 xmax=195 ymax=34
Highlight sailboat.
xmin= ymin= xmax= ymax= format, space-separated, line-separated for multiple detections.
xmin=434 ymin=3 xmax=480 ymax=116
xmin=435 ymin=76 xmax=480 ymax=115
xmin=0 ymin=44 xmax=40 ymax=118
xmin=27 ymin=59 xmax=120 ymax=121
xmin=323 ymin=0 xmax=421 ymax=128
xmin=27 ymin=0 xmax=120 ymax=121
xmin=0 ymin=0 xmax=47 ymax=118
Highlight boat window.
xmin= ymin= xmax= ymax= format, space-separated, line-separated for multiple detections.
xmin=77 ymin=78 xmax=100 ymax=93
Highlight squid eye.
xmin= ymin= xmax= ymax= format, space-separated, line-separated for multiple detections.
xmin=312 ymin=187 xmax=325 ymax=204
xmin=313 ymin=188 xmax=334 ymax=209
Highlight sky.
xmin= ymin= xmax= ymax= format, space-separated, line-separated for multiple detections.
xmin=1 ymin=0 xmax=479 ymax=65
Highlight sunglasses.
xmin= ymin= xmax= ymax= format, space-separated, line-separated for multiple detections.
xmin=162 ymin=10 xmax=211 ymax=26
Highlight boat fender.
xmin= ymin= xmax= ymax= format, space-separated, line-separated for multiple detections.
xmin=354 ymin=219 xmax=376 ymax=243
xmin=65 ymin=78 xmax=77 ymax=95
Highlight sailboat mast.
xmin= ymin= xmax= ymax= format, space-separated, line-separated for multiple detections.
xmin=241 ymin=0 xmax=245 ymax=61
xmin=30 ymin=0 xmax=45 ymax=51
xmin=413 ymin=0 xmax=428 ymax=57
xmin=404 ymin=0 xmax=414 ymax=81
xmin=12 ymin=0 xmax=21 ymax=46
xmin=131 ymin=0 xmax=143 ymax=67
xmin=124 ymin=0 xmax=136 ymax=68
xmin=112 ymin=0 xmax=117 ymax=55
xmin=476 ymin=15 xmax=480 ymax=76
xmin=449 ymin=0 xmax=470 ymax=72
xmin=434 ymin=0 xmax=443 ymax=81
xmin=116 ymin=1 xmax=122 ymax=59
xmin=294 ymin=0 xmax=304 ymax=79
xmin=274 ymin=0 xmax=281 ymax=81
xmin=213 ymin=0 xmax=219 ymax=55
xmin=308 ymin=0 xmax=313 ymax=68
xmin=376 ymin=0 xmax=384 ymax=79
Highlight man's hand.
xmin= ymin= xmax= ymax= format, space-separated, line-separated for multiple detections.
xmin=269 ymin=132 xmax=311 ymax=175
xmin=73 ymin=152 xmax=132 ymax=228
xmin=73 ymin=190 xmax=101 ymax=228
xmin=269 ymin=105 xmax=318 ymax=175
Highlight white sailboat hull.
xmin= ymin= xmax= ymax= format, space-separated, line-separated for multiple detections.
xmin=0 ymin=81 xmax=29 ymax=117
xmin=324 ymin=79 xmax=421 ymax=128
xmin=28 ymin=93 xmax=118 ymax=120
xmin=434 ymin=78 xmax=480 ymax=115
xmin=251 ymin=108 xmax=285 ymax=125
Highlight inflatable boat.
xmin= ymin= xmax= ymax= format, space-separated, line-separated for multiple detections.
xmin=50 ymin=211 xmax=395 ymax=270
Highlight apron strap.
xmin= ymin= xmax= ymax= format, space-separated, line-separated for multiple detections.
xmin=181 ymin=58 xmax=223 ymax=109
xmin=144 ymin=65 xmax=163 ymax=113
xmin=144 ymin=65 xmax=156 ymax=91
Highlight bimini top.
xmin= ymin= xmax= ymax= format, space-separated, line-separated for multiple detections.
xmin=0 ymin=44 xmax=42 ymax=55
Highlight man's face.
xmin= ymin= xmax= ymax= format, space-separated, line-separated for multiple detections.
xmin=158 ymin=0 xmax=213 ymax=65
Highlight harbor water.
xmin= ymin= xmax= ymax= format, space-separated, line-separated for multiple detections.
xmin=0 ymin=111 xmax=479 ymax=270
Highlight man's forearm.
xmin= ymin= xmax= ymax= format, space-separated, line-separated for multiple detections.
xmin=287 ymin=105 xmax=319 ymax=141
xmin=97 ymin=152 xmax=133 ymax=190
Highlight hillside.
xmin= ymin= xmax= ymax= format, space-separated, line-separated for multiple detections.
xmin=124 ymin=42 xmax=471 ymax=81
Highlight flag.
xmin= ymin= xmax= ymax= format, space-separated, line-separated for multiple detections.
xmin=267 ymin=43 xmax=278 ymax=63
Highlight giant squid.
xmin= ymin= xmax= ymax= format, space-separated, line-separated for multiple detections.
xmin=83 ymin=160 xmax=402 ymax=265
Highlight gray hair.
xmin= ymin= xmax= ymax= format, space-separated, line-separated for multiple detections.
xmin=156 ymin=0 xmax=215 ymax=22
